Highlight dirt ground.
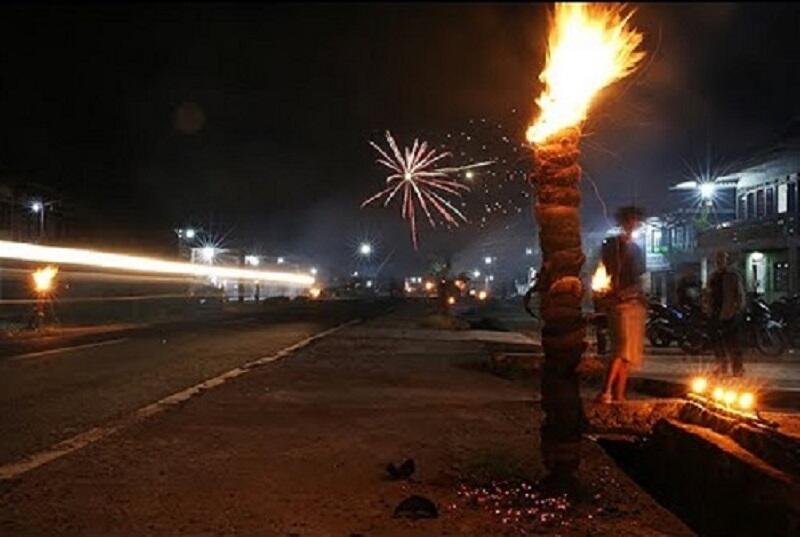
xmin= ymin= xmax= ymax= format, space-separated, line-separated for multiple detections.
xmin=0 ymin=306 xmax=694 ymax=536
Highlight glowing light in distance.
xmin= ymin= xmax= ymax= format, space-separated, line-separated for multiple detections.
xmin=723 ymin=390 xmax=738 ymax=406
xmin=447 ymin=296 xmax=456 ymax=305
xmin=366 ymin=280 xmax=373 ymax=288
xmin=690 ymin=377 xmax=708 ymax=395
xmin=484 ymin=256 xmax=493 ymax=265
xmin=359 ymin=243 xmax=373 ymax=256
xmin=465 ymin=170 xmax=475 ymax=180
xmin=245 ymin=255 xmax=260 ymax=266
xmin=699 ymin=182 xmax=716 ymax=200
xmin=478 ymin=290 xmax=488 ymax=301
xmin=277 ymin=257 xmax=285 ymax=264
xmin=473 ymin=270 xmax=481 ymax=278
xmin=309 ymin=287 xmax=322 ymax=299
xmin=32 ymin=265 xmax=58 ymax=293
xmin=712 ymin=387 xmax=725 ymax=402
xmin=424 ymin=281 xmax=435 ymax=292
xmin=738 ymin=392 xmax=755 ymax=411
xmin=185 ymin=228 xmax=196 ymax=239
xmin=201 ymin=247 xmax=216 ymax=262
xmin=30 ymin=201 xmax=42 ymax=213
xmin=751 ymin=252 xmax=764 ymax=262
xmin=526 ymin=3 xmax=645 ymax=143
xmin=525 ymin=247 xmax=534 ymax=256
xmin=310 ymin=267 xmax=318 ymax=275
xmin=0 ymin=241 xmax=314 ymax=287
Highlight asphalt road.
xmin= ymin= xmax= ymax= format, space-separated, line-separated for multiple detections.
xmin=0 ymin=299 xmax=386 ymax=466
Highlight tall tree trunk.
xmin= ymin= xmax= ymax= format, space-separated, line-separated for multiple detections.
xmin=531 ymin=126 xmax=586 ymax=481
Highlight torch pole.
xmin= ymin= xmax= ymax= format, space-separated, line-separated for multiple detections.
xmin=531 ymin=126 xmax=586 ymax=483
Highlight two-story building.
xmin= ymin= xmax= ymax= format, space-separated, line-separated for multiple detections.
xmin=696 ymin=141 xmax=800 ymax=301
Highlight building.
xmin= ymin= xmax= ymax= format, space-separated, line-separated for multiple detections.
xmin=695 ymin=141 xmax=800 ymax=301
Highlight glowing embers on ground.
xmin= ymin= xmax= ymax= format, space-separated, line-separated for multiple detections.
xmin=362 ymin=130 xmax=492 ymax=249
xmin=0 ymin=240 xmax=314 ymax=287
xmin=687 ymin=375 xmax=761 ymax=419
xmin=527 ymin=3 xmax=645 ymax=143
xmin=453 ymin=481 xmax=571 ymax=529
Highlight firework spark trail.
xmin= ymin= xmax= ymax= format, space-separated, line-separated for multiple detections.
xmin=362 ymin=131 xmax=492 ymax=249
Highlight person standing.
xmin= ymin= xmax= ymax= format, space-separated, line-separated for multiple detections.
xmin=597 ymin=206 xmax=647 ymax=403
xmin=708 ymin=251 xmax=745 ymax=376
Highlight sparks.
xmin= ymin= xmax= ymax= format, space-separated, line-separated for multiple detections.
xmin=362 ymin=131 xmax=492 ymax=249
xmin=527 ymin=3 xmax=645 ymax=144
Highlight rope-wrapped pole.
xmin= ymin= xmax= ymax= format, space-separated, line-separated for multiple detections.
xmin=530 ymin=126 xmax=586 ymax=481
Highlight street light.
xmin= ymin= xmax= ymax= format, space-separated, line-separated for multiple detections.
xmin=310 ymin=267 xmax=318 ymax=276
xmin=201 ymin=247 xmax=216 ymax=263
xmin=473 ymin=270 xmax=481 ymax=278
xmin=525 ymin=247 xmax=534 ymax=256
xmin=484 ymin=256 xmax=493 ymax=265
xmin=359 ymin=242 xmax=373 ymax=256
xmin=699 ymin=182 xmax=716 ymax=200
xmin=277 ymin=256 xmax=285 ymax=264
xmin=185 ymin=228 xmax=196 ymax=239
xmin=29 ymin=200 xmax=56 ymax=239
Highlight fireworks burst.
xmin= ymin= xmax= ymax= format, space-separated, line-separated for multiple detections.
xmin=362 ymin=130 xmax=492 ymax=249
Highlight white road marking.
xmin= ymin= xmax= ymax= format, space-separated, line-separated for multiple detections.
xmin=7 ymin=338 xmax=130 ymax=361
xmin=0 ymin=319 xmax=360 ymax=480
xmin=221 ymin=317 xmax=258 ymax=325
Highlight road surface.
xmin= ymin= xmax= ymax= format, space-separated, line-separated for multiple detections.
xmin=0 ymin=299 xmax=384 ymax=466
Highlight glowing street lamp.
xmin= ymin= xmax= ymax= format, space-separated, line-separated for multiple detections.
xmin=310 ymin=267 xmax=318 ymax=276
xmin=359 ymin=242 xmax=373 ymax=256
xmin=699 ymin=182 xmax=716 ymax=200
xmin=484 ymin=256 xmax=493 ymax=265
xmin=473 ymin=270 xmax=481 ymax=278
xmin=201 ymin=247 xmax=216 ymax=263
xmin=277 ymin=256 xmax=285 ymax=264
xmin=185 ymin=228 xmax=196 ymax=239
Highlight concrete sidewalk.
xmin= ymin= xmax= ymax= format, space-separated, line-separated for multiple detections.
xmin=0 ymin=306 xmax=691 ymax=537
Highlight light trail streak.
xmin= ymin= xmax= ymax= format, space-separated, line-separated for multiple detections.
xmin=0 ymin=241 xmax=314 ymax=287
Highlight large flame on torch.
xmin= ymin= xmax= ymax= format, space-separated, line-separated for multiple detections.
xmin=591 ymin=261 xmax=611 ymax=293
xmin=32 ymin=265 xmax=59 ymax=294
xmin=526 ymin=3 xmax=645 ymax=144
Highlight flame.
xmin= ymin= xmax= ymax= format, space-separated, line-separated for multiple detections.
xmin=527 ymin=3 xmax=645 ymax=144
xmin=591 ymin=261 xmax=611 ymax=293
xmin=32 ymin=265 xmax=59 ymax=293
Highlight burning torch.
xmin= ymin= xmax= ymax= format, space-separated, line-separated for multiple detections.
xmin=527 ymin=3 xmax=644 ymax=481
xmin=29 ymin=265 xmax=58 ymax=330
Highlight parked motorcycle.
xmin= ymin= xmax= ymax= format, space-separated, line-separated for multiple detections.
xmin=647 ymin=295 xmax=786 ymax=357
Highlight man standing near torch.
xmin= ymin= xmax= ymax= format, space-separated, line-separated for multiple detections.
xmin=597 ymin=207 xmax=646 ymax=403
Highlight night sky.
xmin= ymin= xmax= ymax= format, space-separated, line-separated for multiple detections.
xmin=3 ymin=3 xmax=800 ymax=274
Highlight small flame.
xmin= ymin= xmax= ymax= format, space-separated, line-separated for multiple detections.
xmin=527 ymin=3 xmax=645 ymax=144
xmin=591 ymin=261 xmax=611 ymax=293
xmin=32 ymin=265 xmax=59 ymax=293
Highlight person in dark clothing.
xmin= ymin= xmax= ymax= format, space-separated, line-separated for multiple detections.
xmin=708 ymin=251 xmax=745 ymax=376
xmin=597 ymin=206 xmax=647 ymax=403
xmin=676 ymin=266 xmax=701 ymax=311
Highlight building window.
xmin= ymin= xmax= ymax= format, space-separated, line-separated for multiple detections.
xmin=756 ymin=189 xmax=765 ymax=217
xmin=737 ymin=196 xmax=746 ymax=220
xmin=778 ymin=184 xmax=788 ymax=213
xmin=766 ymin=187 xmax=775 ymax=215
xmin=790 ymin=183 xmax=797 ymax=213
xmin=774 ymin=262 xmax=790 ymax=293
xmin=747 ymin=192 xmax=755 ymax=219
